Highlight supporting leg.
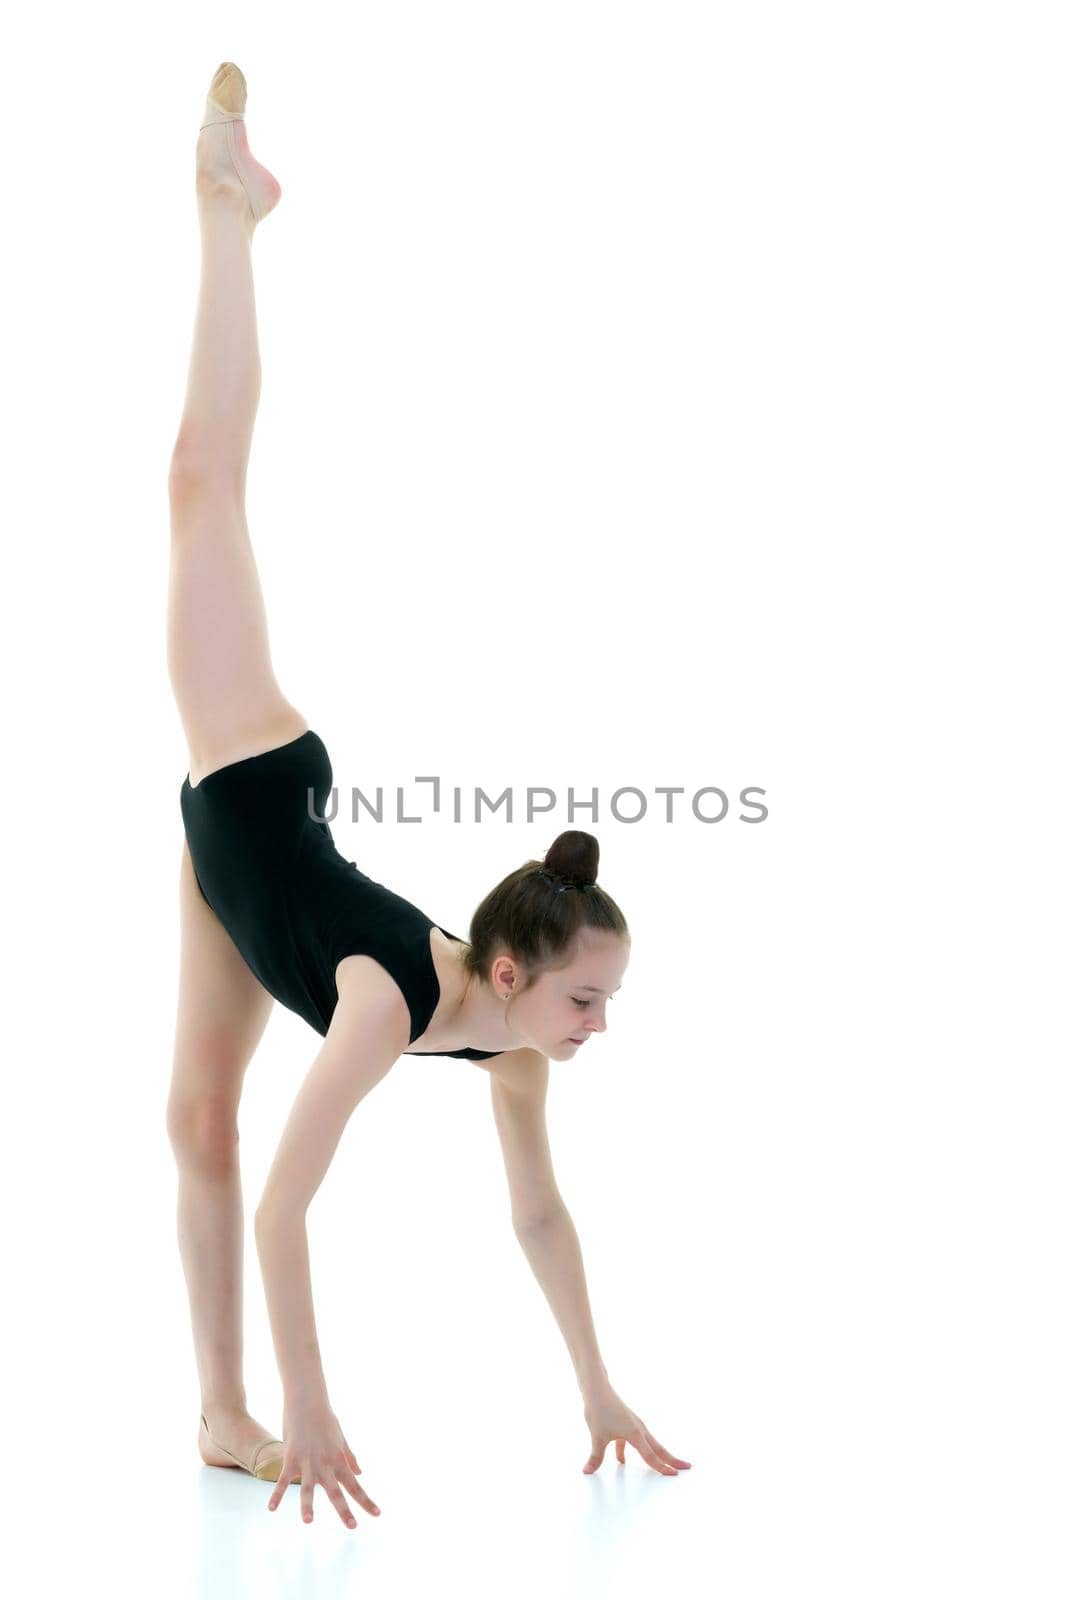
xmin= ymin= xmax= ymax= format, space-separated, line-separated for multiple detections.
xmin=166 ymin=838 xmax=281 ymax=1464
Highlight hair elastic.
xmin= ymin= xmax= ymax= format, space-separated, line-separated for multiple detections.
xmin=536 ymin=866 xmax=594 ymax=894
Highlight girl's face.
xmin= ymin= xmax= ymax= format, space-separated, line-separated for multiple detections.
xmin=501 ymin=929 xmax=630 ymax=1060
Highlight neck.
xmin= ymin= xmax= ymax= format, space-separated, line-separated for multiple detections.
xmin=440 ymin=938 xmax=522 ymax=1053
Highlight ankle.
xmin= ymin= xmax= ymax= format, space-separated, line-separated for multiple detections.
xmin=201 ymin=1396 xmax=249 ymax=1425
xmin=196 ymin=173 xmax=253 ymax=225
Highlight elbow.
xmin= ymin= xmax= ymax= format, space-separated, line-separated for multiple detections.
xmin=254 ymin=1195 xmax=307 ymax=1235
xmin=253 ymin=1207 xmax=276 ymax=1241
xmin=513 ymin=1199 xmax=568 ymax=1234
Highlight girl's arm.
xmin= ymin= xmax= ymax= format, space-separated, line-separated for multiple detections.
xmin=254 ymin=965 xmax=411 ymax=1404
xmin=490 ymin=1050 xmax=612 ymax=1396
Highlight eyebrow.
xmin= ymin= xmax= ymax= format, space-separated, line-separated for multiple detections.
xmin=575 ymin=985 xmax=621 ymax=995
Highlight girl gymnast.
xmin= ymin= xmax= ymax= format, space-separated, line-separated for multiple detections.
xmin=166 ymin=61 xmax=689 ymax=1529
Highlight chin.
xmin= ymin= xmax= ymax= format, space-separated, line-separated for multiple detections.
xmin=547 ymin=1037 xmax=581 ymax=1060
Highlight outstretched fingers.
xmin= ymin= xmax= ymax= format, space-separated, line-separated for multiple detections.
xmin=619 ymin=1429 xmax=686 ymax=1475
xmin=337 ymin=1457 xmax=382 ymax=1519
xmin=646 ymin=1429 xmax=691 ymax=1469
xmin=322 ymin=1470 xmax=359 ymax=1529
xmin=268 ymin=1455 xmax=382 ymax=1528
xmin=268 ymin=1462 xmax=296 ymax=1511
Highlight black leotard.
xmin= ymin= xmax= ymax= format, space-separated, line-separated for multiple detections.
xmin=179 ymin=729 xmax=502 ymax=1059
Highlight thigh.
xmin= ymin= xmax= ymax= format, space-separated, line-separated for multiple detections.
xmin=167 ymin=837 xmax=275 ymax=1130
xmin=166 ymin=493 xmax=302 ymax=770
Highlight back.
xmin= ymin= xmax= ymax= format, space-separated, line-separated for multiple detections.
xmin=180 ymin=728 xmax=501 ymax=1059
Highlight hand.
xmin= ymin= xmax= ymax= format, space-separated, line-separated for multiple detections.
xmin=582 ymin=1387 xmax=692 ymax=1476
xmin=267 ymin=1402 xmax=382 ymax=1528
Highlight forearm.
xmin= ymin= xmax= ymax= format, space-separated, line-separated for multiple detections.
xmin=515 ymin=1208 xmax=613 ymax=1399
xmin=254 ymin=1212 xmax=331 ymax=1409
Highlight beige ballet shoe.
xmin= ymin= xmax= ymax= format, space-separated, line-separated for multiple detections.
xmin=199 ymin=1411 xmax=299 ymax=1483
xmin=197 ymin=61 xmax=282 ymax=225
xmin=201 ymin=61 xmax=249 ymax=127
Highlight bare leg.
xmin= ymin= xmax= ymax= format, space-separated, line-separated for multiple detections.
xmin=175 ymin=115 xmax=275 ymax=481
xmin=167 ymin=113 xmax=304 ymax=781
xmin=167 ymin=840 xmax=282 ymax=1467
xmin=165 ymin=74 xmax=293 ymax=1475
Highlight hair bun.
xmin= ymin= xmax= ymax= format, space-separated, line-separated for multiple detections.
xmin=542 ymin=829 xmax=599 ymax=887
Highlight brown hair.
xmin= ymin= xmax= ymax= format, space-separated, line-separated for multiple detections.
xmin=461 ymin=830 xmax=629 ymax=989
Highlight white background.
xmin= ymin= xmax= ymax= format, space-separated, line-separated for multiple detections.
xmin=2 ymin=2 xmax=1063 ymax=1595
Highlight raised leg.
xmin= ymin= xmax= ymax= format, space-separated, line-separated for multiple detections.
xmin=167 ymin=114 xmax=304 ymax=782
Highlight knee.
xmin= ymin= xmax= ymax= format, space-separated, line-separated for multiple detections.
xmin=166 ymin=1095 xmax=241 ymax=1170
xmin=168 ymin=435 xmax=243 ymax=508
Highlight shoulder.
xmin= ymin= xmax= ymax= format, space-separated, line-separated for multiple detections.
xmin=333 ymin=954 xmax=412 ymax=1044
xmin=487 ymin=1047 xmax=549 ymax=1101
